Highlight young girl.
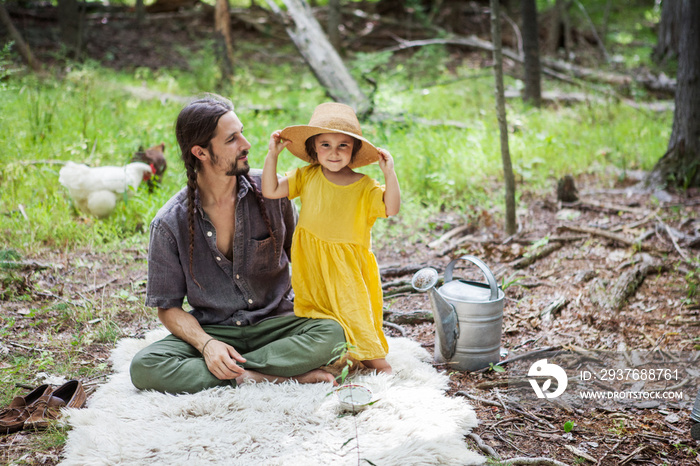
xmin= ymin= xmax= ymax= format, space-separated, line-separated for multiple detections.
xmin=262 ymin=102 xmax=400 ymax=374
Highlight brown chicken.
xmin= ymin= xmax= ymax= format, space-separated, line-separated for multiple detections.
xmin=131 ymin=143 xmax=166 ymax=191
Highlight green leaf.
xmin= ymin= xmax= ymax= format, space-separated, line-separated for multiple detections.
xmin=338 ymin=365 xmax=349 ymax=385
xmin=341 ymin=437 xmax=355 ymax=448
xmin=564 ymin=420 xmax=575 ymax=433
xmin=489 ymin=362 xmax=505 ymax=373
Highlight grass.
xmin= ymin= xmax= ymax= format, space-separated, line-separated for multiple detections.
xmin=0 ymin=31 xmax=672 ymax=253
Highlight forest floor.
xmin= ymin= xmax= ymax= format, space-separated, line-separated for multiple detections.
xmin=2 ymin=170 xmax=699 ymax=465
xmin=2 ymin=2 xmax=700 ymax=465
xmin=376 ymin=170 xmax=700 ymax=465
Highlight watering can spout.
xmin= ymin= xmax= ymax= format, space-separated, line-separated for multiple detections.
xmin=411 ymin=267 xmax=459 ymax=360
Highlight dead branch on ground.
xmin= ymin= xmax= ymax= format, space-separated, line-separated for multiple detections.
xmin=383 ymin=35 xmax=672 ymax=111
xmin=384 ymin=309 xmax=433 ymax=325
xmin=0 ymin=260 xmax=62 ymax=271
xmin=466 ymin=432 xmax=501 ymax=460
xmin=589 ymin=253 xmax=666 ymax=310
xmin=382 ymin=321 xmax=406 ymax=337
xmin=428 ymin=224 xmax=471 ymax=249
xmin=510 ymin=242 xmax=564 ymax=269
xmin=499 ymin=457 xmax=571 ymax=466
xmin=560 ymin=224 xmax=657 ymax=251
xmin=474 ymin=345 xmax=563 ymax=373
xmin=380 ymin=264 xmax=430 ymax=279
xmin=561 ymin=199 xmax=645 ymax=215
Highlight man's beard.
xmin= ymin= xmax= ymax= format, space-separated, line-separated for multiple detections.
xmin=210 ymin=148 xmax=250 ymax=176
xmin=227 ymin=158 xmax=250 ymax=177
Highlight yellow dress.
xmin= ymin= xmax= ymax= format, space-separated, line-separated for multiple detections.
xmin=287 ymin=164 xmax=389 ymax=360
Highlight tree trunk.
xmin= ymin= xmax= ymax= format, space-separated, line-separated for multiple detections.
xmin=521 ymin=0 xmax=541 ymax=107
xmin=653 ymin=0 xmax=681 ymax=65
xmin=0 ymin=5 xmax=41 ymax=71
xmin=214 ymin=0 xmax=235 ymax=82
xmin=327 ymin=0 xmax=341 ymax=51
xmin=543 ymin=0 xmax=572 ymax=57
xmin=135 ymin=0 xmax=145 ymax=24
xmin=561 ymin=0 xmax=572 ymax=58
xmin=267 ymin=0 xmax=370 ymax=117
xmin=57 ymin=0 xmax=82 ymax=57
xmin=647 ymin=0 xmax=700 ymax=189
xmin=490 ymin=0 xmax=517 ymax=236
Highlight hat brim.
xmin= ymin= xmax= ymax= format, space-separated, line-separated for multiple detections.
xmin=280 ymin=125 xmax=379 ymax=169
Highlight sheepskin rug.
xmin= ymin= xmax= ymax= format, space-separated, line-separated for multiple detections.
xmin=60 ymin=328 xmax=484 ymax=465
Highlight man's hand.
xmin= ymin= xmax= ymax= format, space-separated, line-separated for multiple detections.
xmin=201 ymin=339 xmax=247 ymax=380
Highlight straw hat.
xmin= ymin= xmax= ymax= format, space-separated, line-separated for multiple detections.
xmin=280 ymin=102 xmax=379 ymax=168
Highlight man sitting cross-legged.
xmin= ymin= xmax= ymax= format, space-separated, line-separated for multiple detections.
xmin=129 ymin=94 xmax=345 ymax=394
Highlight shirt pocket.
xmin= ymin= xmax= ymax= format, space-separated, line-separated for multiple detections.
xmin=249 ymin=236 xmax=279 ymax=273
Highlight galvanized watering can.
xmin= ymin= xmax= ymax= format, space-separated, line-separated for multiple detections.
xmin=412 ymin=255 xmax=505 ymax=371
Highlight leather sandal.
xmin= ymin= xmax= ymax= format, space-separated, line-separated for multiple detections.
xmin=24 ymin=380 xmax=87 ymax=430
xmin=0 ymin=384 xmax=51 ymax=435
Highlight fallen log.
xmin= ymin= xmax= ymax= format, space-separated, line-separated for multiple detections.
xmin=466 ymin=433 xmax=501 ymax=461
xmin=0 ymin=260 xmax=61 ymax=271
xmin=380 ymin=263 xmax=430 ymax=279
xmin=382 ymin=321 xmax=406 ymax=337
xmin=540 ymin=56 xmax=630 ymax=86
xmin=0 ymin=4 xmax=41 ymax=71
xmin=474 ymin=345 xmax=563 ymax=373
xmin=384 ymin=309 xmax=433 ymax=325
xmin=500 ymin=457 xmax=571 ymax=466
xmin=266 ymin=0 xmax=370 ymax=116
xmin=560 ymin=224 xmax=655 ymax=251
xmin=510 ymin=242 xmax=564 ymax=269
xmin=589 ymin=253 xmax=666 ymax=310
xmin=383 ymin=35 xmax=675 ymax=112
xmin=561 ymin=198 xmax=646 ymax=215
xmin=509 ymin=235 xmax=587 ymax=245
xmin=383 ymin=285 xmax=417 ymax=297
xmin=437 ymin=234 xmax=496 ymax=257
xmin=428 ymin=224 xmax=471 ymax=249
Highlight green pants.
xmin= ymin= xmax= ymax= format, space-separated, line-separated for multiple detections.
xmin=129 ymin=316 xmax=345 ymax=394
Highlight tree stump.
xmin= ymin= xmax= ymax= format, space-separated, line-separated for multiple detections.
xmin=557 ymin=174 xmax=579 ymax=202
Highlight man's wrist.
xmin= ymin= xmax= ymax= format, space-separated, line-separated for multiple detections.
xmin=201 ymin=337 xmax=216 ymax=354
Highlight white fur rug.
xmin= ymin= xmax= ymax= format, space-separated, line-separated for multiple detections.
xmin=60 ymin=328 xmax=485 ymax=465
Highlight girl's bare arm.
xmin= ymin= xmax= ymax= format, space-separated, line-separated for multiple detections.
xmin=262 ymin=130 xmax=291 ymax=199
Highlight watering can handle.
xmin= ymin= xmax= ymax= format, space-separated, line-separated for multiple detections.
xmin=444 ymin=255 xmax=499 ymax=301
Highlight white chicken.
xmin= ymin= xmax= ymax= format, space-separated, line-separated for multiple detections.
xmin=59 ymin=161 xmax=155 ymax=218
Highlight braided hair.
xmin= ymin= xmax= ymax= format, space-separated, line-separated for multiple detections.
xmin=241 ymin=172 xmax=278 ymax=256
xmin=175 ymin=94 xmax=276 ymax=289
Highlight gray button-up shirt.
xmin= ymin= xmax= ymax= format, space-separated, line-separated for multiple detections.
xmin=145 ymin=170 xmax=296 ymax=326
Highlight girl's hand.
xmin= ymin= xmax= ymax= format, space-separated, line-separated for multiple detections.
xmin=268 ymin=130 xmax=290 ymax=157
xmin=377 ymin=147 xmax=400 ymax=216
xmin=377 ymin=148 xmax=395 ymax=172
